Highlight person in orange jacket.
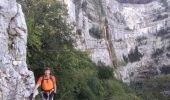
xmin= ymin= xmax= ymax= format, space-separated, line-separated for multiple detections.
xmin=33 ymin=67 xmax=57 ymax=100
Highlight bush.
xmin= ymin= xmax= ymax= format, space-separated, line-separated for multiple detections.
xmin=18 ymin=0 xmax=140 ymax=100
xmin=89 ymin=26 xmax=103 ymax=39
xmin=132 ymin=75 xmax=170 ymax=100
xmin=135 ymin=36 xmax=147 ymax=43
xmin=151 ymin=48 xmax=164 ymax=58
xmin=87 ymin=77 xmax=104 ymax=96
xmin=97 ymin=62 xmax=113 ymax=79
xmin=166 ymin=46 xmax=170 ymax=51
xmin=123 ymin=54 xmax=128 ymax=63
xmin=77 ymin=87 xmax=95 ymax=100
xmin=128 ymin=47 xmax=143 ymax=62
xmin=156 ymin=28 xmax=168 ymax=37
xmin=127 ymin=46 xmax=143 ymax=63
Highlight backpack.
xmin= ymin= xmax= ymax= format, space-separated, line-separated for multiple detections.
xmin=40 ymin=75 xmax=55 ymax=92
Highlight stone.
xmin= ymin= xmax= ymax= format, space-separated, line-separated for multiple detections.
xmin=63 ymin=0 xmax=170 ymax=83
xmin=0 ymin=0 xmax=34 ymax=99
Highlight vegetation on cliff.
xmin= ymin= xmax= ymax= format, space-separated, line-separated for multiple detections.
xmin=17 ymin=0 xmax=170 ymax=100
xmin=17 ymin=0 xmax=140 ymax=99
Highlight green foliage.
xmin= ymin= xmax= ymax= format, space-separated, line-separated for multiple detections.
xmin=122 ymin=47 xmax=143 ymax=63
xmin=89 ymin=26 xmax=103 ymax=39
xmin=103 ymin=80 xmax=140 ymax=100
xmin=128 ymin=46 xmax=143 ymax=63
xmin=132 ymin=75 xmax=170 ymax=100
xmin=18 ymin=0 xmax=72 ymax=67
xmin=97 ymin=62 xmax=113 ymax=79
xmin=17 ymin=0 xmax=140 ymax=100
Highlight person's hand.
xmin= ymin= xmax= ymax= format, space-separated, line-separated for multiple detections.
xmin=33 ymin=89 xmax=39 ymax=97
xmin=54 ymin=89 xmax=57 ymax=94
xmin=50 ymin=89 xmax=55 ymax=94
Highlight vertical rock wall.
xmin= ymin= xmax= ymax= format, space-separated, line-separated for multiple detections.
xmin=63 ymin=0 xmax=170 ymax=83
xmin=0 ymin=0 xmax=34 ymax=99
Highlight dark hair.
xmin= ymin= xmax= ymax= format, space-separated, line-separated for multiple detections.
xmin=44 ymin=67 xmax=50 ymax=71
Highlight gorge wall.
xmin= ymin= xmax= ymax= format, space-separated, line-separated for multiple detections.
xmin=0 ymin=0 xmax=34 ymax=99
xmin=63 ymin=0 xmax=170 ymax=83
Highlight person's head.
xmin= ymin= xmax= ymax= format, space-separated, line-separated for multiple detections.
xmin=44 ymin=67 xmax=51 ymax=76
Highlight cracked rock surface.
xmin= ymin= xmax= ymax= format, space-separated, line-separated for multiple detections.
xmin=63 ymin=0 xmax=170 ymax=83
xmin=0 ymin=0 xmax=34 ymax=99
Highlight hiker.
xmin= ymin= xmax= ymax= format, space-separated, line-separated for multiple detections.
xmin=32 ymin=67 xmax=57 ymax=100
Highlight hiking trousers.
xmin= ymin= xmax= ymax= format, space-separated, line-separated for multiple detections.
xmin=41 ymin=91 xmax=54 ymax=100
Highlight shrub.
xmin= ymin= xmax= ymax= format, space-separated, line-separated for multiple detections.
xmin=123 ymin=54 xmax=128 ymax=63
xmin=166 ymin=45 xmax=170 ymax=51
xmin=160 ymin=64 xmax=170 ymax=75
xmin=156 ymin=28 xmax=168 ymax=37
xmin=128 ymin=46 xmax=143 ymax=63
xmin=89 ymin=26 xmax=103 ymax=39
xmin=18 ymin=0 xmax=140 ymax=100
xmin=151 ymin=48 xmax=164 ymax=58
xmin=87 ymin=77 xmax=104 ymax=98
xmin=135 ymin=36 xmax=147 ymax=43
xmin=125 ymin=27 xmax=133 ymax=31
xmin=76 ymin=29 xmax=82 ymax=35
xmin=132 ymin=75 xmax=170 ymax=100
xmin=82 ymin=1 xmax=87 ymax=11
xmin=97 ymin=62 xmax=113 ymax=79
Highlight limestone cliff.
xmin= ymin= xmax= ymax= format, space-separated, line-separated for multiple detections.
xmin=63 ymin=0 xmax=170 ymax=83
xmin=0 ymin=0 xmax=34 ymax=99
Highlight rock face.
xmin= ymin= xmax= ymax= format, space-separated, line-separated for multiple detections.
xmin=63 ymin=0 xmax=170 ymax=83
xmin=116 ymin=0 xmax=154 ymax=4
xmin=0 ymin=0 xmax=34 ymax=99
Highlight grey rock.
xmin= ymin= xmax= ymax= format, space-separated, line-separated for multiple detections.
xmin=160 ymin=90 xmax=170 ymax=97
xmin=63 ymin=0 xmax=170 ymax=83
xmin=0 ymin=0 xmax=35 ymax=99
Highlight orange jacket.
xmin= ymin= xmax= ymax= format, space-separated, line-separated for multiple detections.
xmin=37 ymin=75 xmax=56 ymax=92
